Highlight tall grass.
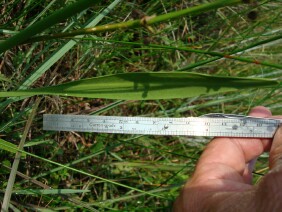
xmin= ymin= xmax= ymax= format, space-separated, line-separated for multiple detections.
xmin=0 ymin=0 xmax=281 ymax=210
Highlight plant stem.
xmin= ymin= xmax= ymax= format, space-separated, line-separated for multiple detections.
xmin=26 ymin=0 xmax=242 ymax=43
xmin=1 ymin=98 xmax=41 ymax=211
xmin=146 ymin=0 xmax=241 ymax=24
xmin=0 ymin=0 xmax=101 ymax=54
xmin=77 ymin=37 xmax=282 ymax=69
xmin=178 ymin=34 xmax=282 ymax=71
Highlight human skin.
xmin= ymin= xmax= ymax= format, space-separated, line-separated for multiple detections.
xmin=174 ymin=106 xmax=282 ymax=212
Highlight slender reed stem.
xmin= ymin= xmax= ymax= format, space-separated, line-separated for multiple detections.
xmin=26 ymin=0 xmax=242 ymax=44
xmin=1 ymin=98 xmax=41 ymax=211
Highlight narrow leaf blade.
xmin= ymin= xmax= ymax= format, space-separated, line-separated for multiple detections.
xmin=12 ymin=189 xmax=90 ymax=195
xmin=0 ymin=74 xmax=11 ymax=83
xmin=0 ymin=72 xmax=279 ymax=100
xmin=0 ymin=139 xmax=26 ymax=157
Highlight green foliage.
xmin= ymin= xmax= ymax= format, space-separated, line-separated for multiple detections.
xmin=0 ymin=0 xmax=102 ymax=54
xmin=0 ymin=138 xmax=26 ymax=157
xmin=0 ymin=72 xmax=279 ymax=99
xmin=0 ymin=74 xmax=11 ymax=82
xmin=0 ymin=0 xmax=281 ymax=211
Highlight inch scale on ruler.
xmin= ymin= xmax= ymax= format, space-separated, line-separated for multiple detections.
xmin=43 ymin=114 xmax=282 ymax=138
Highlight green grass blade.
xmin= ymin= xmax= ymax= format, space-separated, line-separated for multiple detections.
xmin=0 ymin=74 xmax=11 ymax=82
xmin=0 ymin=139 xmax=25 ymax=157
xmin=76 ymin=38 xmax=282 ymax=69
xmin=12 ymin=189 xmax=90 ymax=195
xmin=27 ymin=0 xmax=57 ymax=27
xmin=0 ymin=106 xmax=31 ymax=132
xmin=0 ymin=0 xmax=101 ymax=54
xmin=0 ymin=72 xmax=279 ymax=100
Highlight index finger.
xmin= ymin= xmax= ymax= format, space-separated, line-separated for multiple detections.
xmin=192 ymin=106 xmax=272 ymax=186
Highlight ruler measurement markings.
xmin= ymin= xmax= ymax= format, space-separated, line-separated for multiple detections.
xmin=43 ymin=114 xmax=282 ymax=138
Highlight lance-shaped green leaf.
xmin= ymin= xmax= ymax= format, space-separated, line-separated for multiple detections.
xmin=0 ymin=72 xmax=279 ymax=100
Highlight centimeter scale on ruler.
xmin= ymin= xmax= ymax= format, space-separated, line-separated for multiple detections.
xmin=43 ymin=113 xmax=282 ymax=138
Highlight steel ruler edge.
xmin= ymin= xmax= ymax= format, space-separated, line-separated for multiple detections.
xmin=43 ymin=114 xmax=282 ymax=138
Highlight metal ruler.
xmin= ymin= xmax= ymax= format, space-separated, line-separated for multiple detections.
xmin=43 ymin=114 xmax=281 ymax=138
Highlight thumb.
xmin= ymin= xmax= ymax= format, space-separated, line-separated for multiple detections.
xmin=269 ymin=126 xmax=282 ymax=172
xmin=252 ymin=126 xmax=282 ymax=211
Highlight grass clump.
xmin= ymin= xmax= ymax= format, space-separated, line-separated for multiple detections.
xmin=0 ymin=0 xmax=281 ymax=210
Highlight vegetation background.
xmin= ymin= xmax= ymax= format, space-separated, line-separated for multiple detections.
xmin=0 ymin=0 xmax=281 ymax=211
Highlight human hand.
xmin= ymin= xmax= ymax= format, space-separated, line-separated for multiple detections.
xmin=174 ymin=106 xmax=282 ymax=212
